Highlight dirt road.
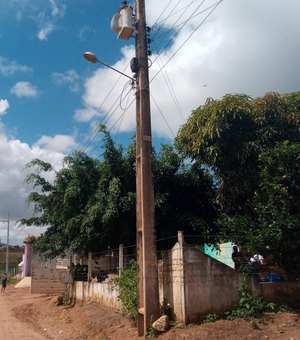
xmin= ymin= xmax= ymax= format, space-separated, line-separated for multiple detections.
xmin=0 ymin=284 xmax=139 ymax=340
xmin=0 ymin=286 xmax=46 ymax=340
xmin=1 ymin=282 xmax=300 ymax=339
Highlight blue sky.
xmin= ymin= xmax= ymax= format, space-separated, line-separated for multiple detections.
xmin=0 ymin=0 xmax=299 ymax=245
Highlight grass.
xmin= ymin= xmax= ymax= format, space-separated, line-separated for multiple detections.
xmin=0 ymin=251 xmax=23 ymax=264
xmin=7 ymin=277 xmax=20 ymax=286
xmin=0 ymin=251 xmax=23 ymax=275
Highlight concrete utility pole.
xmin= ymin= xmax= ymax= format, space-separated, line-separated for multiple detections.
xmin=84 ymin=0 xmax=160 ymax=334
xmin=135 ymin=0 xmax=160 ymax=335
xmin=0 ymin=214 xmax=10 ymax=274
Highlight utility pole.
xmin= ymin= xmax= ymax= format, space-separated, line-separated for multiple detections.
xmin=85 ymin=0 xmax=160 ymax=334
xmin=135 ymin=0 xmax=160 ymax=335
xmin=0 ymin=214 xmax=10 ymax=274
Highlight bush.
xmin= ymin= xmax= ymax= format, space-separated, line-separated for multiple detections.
xmin=226 ymin=283 xmax=281 ymax=319
xmin=113 ymin=260 xmax=137 ymax=320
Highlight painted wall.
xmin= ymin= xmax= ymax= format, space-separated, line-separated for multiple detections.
xmin=204 ymin=242 xmax=235 ymax=268
xmin=22 ymin=242 xmax=32 ymax=277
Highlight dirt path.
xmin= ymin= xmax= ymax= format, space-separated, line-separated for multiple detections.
xmin=2 ymin=283 xmax=300 ymax=339
xmin=0 ymin=286 xmax=46 ymax=340
xmin=1 ymin=284 xmax=139 ymax=340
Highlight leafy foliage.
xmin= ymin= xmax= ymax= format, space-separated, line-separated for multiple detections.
xmin=20 ymin=127 xmax=218 ymax=257
xmin=112 ymin=260 xmax=137 ymax=320
xmin=176 ymin=92 xmax=300 ymax=273
xmin=226 ymin=282 xmax=286 ymax=321
xmin=203 ymin=313 xmax=219 ymax=323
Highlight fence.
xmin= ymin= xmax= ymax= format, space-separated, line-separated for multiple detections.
xmin=69 ymin=231 xmax=300 ymax=325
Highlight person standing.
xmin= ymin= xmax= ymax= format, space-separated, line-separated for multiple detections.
xmin=1 ymin=272 xmax=7 ymax=292
xmin=231 ymin=246 xmax=243 ymax=271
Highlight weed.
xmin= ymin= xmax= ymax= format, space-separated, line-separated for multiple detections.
xmin=203 ymin=313 xmax=218 ymax=323
xmin=146 ymin=324 xmax=157 ymax=338
xmin=226 ymin=281 xmax=286 ymax=320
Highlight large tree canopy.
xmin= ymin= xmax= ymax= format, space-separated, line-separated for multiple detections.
xmin=175 ymin=92 xmax=300 ymax=272
xmin=20 ymin=127 xmax=218 ymax=257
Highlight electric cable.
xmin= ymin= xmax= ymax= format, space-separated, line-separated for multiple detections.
xmin=150 ymin=0 xmax=224 ymax=85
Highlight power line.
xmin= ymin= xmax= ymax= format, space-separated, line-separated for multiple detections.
xmin=150 ymin=0 xmax=224 ymax=84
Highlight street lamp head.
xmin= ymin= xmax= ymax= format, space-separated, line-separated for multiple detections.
xmin=83 ymin=52 xmax=98 ymax=64
xmin=83 ymin=51 xmax=136 ymax=82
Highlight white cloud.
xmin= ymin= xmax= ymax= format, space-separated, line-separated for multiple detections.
xmin=0 ymin=132 xmax=64 ymax=245
xmin=52 ymin=70 xmax=80 ymax=92
xmin=35 ymin=0 xmax=66 ymax=40
xmin=37 ymin=22 xmax=55 ymax=41
xmin=49 ymin=0 xmax=59 ymax=17
xmin=10 ymin=81 xmax=38 ymax=98
xmin=78 ymin=26 xmax=92 ymax=41
xmin=0 ymin=99 xmax=9 ymax=116
xmin=0 ymin=56 xmax=32 ymax=76
xmin=34 ymin=134 xmax=75 ymax=153
xmin=74 ymin=107 xmax=98 ymax=122
xmin=79 ymin=0 xmax=300 ymax=139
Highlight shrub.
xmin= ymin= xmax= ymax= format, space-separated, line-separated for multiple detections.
xmin=113 ymin=260 xmax=137 ymax=320
xmin=226 ymin=283 xmax=281 ymax=320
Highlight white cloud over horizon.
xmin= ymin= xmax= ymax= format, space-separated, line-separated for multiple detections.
xmin=0 ymin=131 xmax=65 ymax=245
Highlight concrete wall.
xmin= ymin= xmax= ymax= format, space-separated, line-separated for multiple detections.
xmin=184 ymin=243 xmax=241 ymax=322
xmin=62 ymin=235 xmax=300 ymax=325
xmin=31 ymin=268 xmax=68 ymax=294
xmin=74 ymin=281 xmax=122 ymax=311
xmin=158 ymin=237 xmax=241 ymax=324
xmin=31 ymin=255 xmax=69 ymax=294
xmin=159 ymin=233 xmax=300 ymax=324
xmin=248 ymin=280 xmax=300 ymax=308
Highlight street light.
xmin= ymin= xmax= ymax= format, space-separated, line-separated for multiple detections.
xmin=83 ymin=52 xmax=135 ymax=82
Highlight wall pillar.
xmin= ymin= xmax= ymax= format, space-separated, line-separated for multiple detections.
xmin=23 ymin=241 xmax=32 ymax=277
xmin=119 ymin=244 xmax=124 ymax=276
xmin=178 ymin=231 xmax=186 ymax=324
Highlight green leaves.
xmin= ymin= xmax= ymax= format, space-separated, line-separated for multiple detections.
xmin=112 ymin=260 xmax=138 ymax=320
xmin=176 ymin=91 xmax=300 ymax=274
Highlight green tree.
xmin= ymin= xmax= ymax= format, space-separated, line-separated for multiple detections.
xmin=176 ymin=92 xmax=300 ymax=272
xmin=21 ymin=127 xmax=218 ymax=257
xmin=153 ymin=144 xmax=218 ymax=247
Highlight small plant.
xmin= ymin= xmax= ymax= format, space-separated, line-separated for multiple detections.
xmin=112 ymin=260 xmax=137 ymax=320
xmin=203 ymin=313 xmax=218 ymax=323
xmin=146 ymin=324 xmax=157 ymax=338
xmin=227 ymin=284 xmax=268 ymax=319
xmin=226 ymin=282 xmax=285 ymax=320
